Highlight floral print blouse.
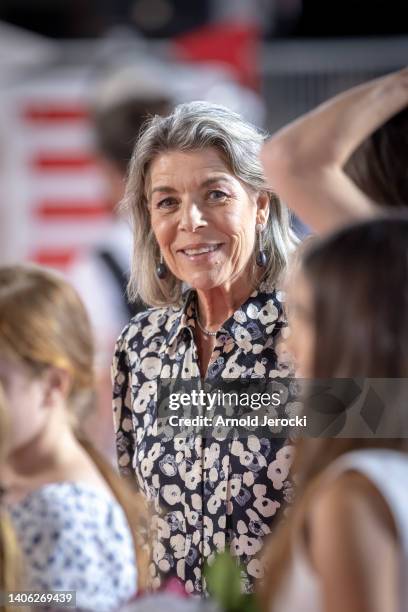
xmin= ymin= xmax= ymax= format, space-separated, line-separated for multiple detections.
xmin=112 ymin=284 xmax=294 ymax=595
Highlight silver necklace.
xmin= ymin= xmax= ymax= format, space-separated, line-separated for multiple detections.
xmin=196 ymin=311 xmax=218 ymax=337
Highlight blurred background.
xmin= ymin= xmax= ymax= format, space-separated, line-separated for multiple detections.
xmin=1 ymin=0 xmax=407 ymax=269
xmin=0 ymin=0 xmax=406 ymax=457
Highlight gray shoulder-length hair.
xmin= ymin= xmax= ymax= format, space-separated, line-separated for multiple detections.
xmin=122 ymin=100 xmax=298 ymax=307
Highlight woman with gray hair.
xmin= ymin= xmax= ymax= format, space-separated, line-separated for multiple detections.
xmin=112 ymin=101 xmax=297 ymax=595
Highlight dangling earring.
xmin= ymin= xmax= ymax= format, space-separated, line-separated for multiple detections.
xmin=156 ymin=252 xmax=167 ymax=279
xmin=256 ymin=223 xmax=267 ymax=267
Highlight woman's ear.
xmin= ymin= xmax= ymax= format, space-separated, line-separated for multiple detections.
xmin=42 ymin=368 xmax=72 ymax=408
xmin=256 ymin=191 xmax=270 ymax=227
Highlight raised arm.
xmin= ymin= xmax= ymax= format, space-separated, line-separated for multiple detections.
xmin=261 ymin=68 xmax=408 ymax=233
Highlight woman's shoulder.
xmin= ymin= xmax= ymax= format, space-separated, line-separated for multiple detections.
xmin=309 ymin=469 xmax=388 ymax=522
xmin=240 ymin=284 xmax=288 ymax=340
xmin=116 ymin=292 xmax=193 ymax=351
xmin=299 ymin=469 xmax=398 ymax=609
xmin=251 ymin=282 xmax=287 ymax=312
xmin=305 ymin=450 xmax=408 ymax=551
xmin=318 ymin=448 xmax=408 ymax=497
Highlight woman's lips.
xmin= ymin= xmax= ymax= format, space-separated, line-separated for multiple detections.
xmin=178 ymin=243 xmax=223 ymax=262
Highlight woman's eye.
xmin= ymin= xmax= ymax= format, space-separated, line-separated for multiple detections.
xmin=156 ymin=198 xmax=178 ymax=210
xmin=207 ymin=190 xmax=228 ymax=202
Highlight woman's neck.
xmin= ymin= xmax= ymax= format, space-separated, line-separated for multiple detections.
xmin=195 ymin=269 xmax=261 ymax=331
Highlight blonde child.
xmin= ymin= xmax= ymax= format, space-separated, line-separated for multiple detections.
xmin=0 ymin=265 xmax=147 ymax=611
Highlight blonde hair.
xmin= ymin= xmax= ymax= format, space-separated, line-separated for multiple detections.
xmin=0 ymin=385 xmax=23 ymax=612
xmin=0 ymin=264 xmax=149 ymax=590
xmin=122 ymin=100 xmax=298 ymax=307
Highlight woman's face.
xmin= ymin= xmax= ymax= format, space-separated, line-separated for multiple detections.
xmin=286 ymin=270 xmax=316 ymax=377
xmin=147 ymin=147 xmax=269 ymax=291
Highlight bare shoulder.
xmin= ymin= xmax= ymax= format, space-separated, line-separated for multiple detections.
xmin=304 ymin=471 xmax=400 ymax=612
xmin=309 ymin=470 xmax=397 ymax=542
xmin=306 ymin=470 xmax=398 ymax=583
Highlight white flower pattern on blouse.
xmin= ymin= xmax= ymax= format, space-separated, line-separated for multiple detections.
xmin=112 ymin=285 xmax=294 ymax=595
xmin=10 ymin=482 xmax=137 ymax=611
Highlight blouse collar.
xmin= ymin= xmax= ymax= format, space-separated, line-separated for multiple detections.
xmin=161 ymin=283 xmax=285 ymax=352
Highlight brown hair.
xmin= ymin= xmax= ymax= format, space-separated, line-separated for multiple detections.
xmin=93 ymin=96 xmax=171 ymax=175
xmin=306 ymin=216 xmax=408 ymax=377
xmin=345 ymin=108 xmax=408 ymax=209
xmin=0 ymin=265 xmax=149 ymax=591
xmin=261 ymin=216 xmax=408 ymax=608
xmin=0 ymin=385 xmax=23 ymax=612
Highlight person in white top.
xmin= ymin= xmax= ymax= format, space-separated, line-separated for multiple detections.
xmin=260 ymin=216 xmax=408 ymax=612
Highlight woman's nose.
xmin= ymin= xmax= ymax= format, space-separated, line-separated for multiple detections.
xmin=179 ymin=201 xmax=206 ymax=232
